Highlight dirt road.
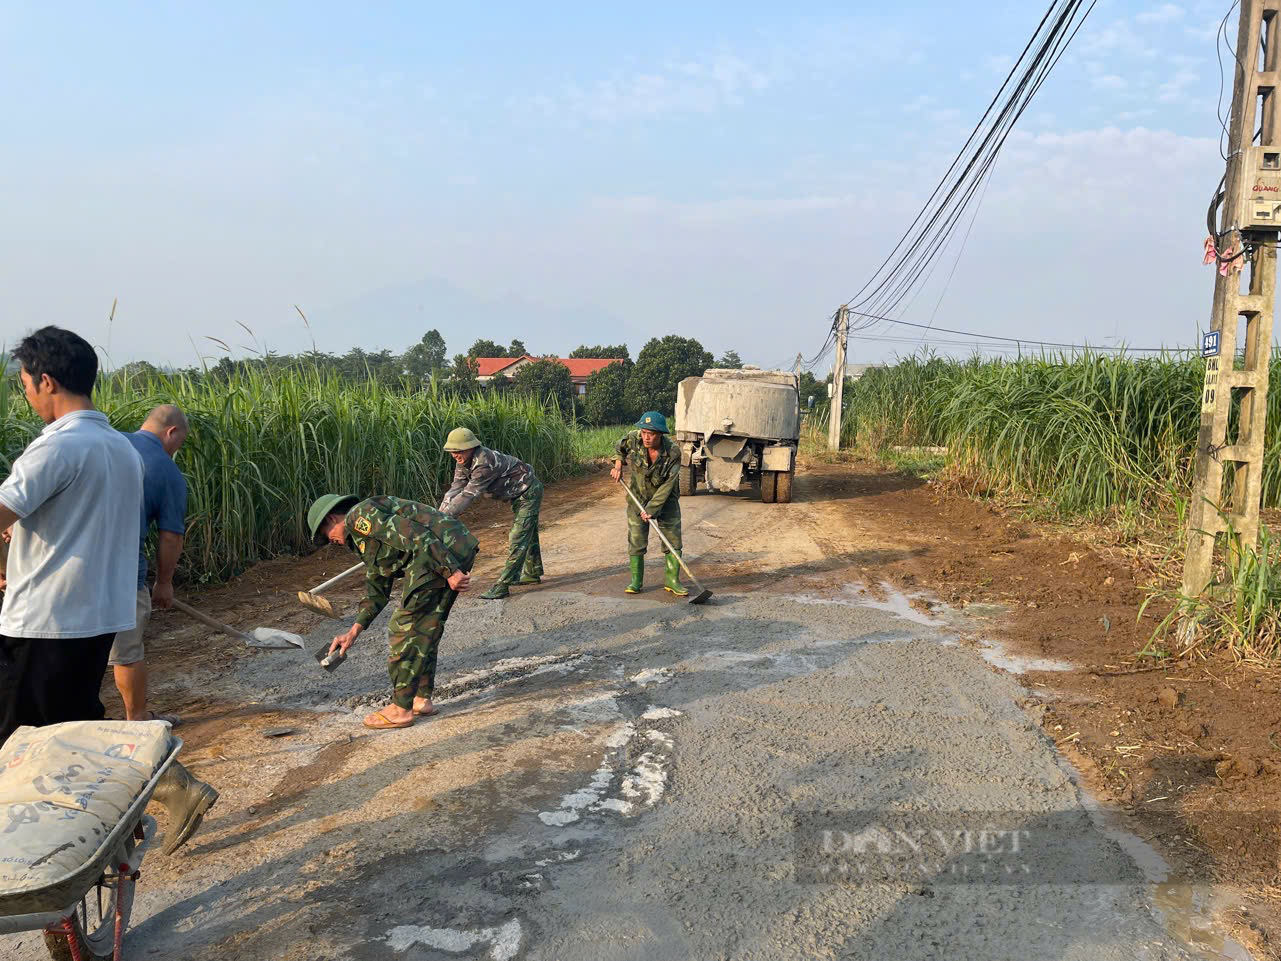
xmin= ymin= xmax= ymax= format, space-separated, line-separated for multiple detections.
xmin=3 ymin=464 xmax=1257 ymax=960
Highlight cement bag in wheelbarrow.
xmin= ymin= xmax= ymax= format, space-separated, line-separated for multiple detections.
xmin=0 ymin=720 xmax=170 ymax=911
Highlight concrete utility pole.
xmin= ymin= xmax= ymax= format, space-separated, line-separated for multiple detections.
xmin=1182 ymin=0 xmax=1280 ymax=603
xmin=827 ymin=305 xmax=850 ymax=452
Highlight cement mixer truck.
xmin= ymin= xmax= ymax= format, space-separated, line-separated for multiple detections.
xmin=673 ymin=367 xmax=800 ymax=503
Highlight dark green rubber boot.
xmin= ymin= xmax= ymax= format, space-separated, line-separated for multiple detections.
xmin=663 ymin=553 xmax=689 ymax=596
xmin=625 ymin=556 xmax=644 ymax=594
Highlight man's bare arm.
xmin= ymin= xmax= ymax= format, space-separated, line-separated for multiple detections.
xmin=0 ymin=504 xmax=17 ymax=591
xmin=152 ymin=531 xmax=184 ymax=609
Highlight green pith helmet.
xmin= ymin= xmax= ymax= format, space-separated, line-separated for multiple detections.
xmin=635 ymin=411 xmax=668 ymax=433
xmin=443 ymin=426 xmax=482 ymax=452
xmin=307 ymin=494 xmax=358 ymax=544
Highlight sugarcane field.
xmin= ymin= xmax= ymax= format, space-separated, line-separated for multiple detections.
xmin=6 ymin=3 xmax=1281 ymax=961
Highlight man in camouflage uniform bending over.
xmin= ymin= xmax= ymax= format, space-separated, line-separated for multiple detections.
xmin=438 ymin=427 xmax=543 ymax=600
xmin=307 ymin=493 xmax=478 ymax=730
xmin=611 ymin=411 xmax=687 ymax=596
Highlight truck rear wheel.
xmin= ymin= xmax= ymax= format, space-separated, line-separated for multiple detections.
xmin=682 ymin=464 xmax=698 ymax=497
xmin=775 ymin=468 xmax=793 ymax=504
xmin=760 ymin=471 xmax=778 ymax=503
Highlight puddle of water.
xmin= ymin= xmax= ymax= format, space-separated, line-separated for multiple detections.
xmin=1054 ymin=756 xmax=1253 ymax=961
xmin=979 ymin=638 xmax=1072 ymax=674
xmin=1152 ymin=884 xmax=1254 ymax=961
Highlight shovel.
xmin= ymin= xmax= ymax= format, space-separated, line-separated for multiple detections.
xmin=171 ymin=599 xmax=306 ymax=650
xmin=296 ymin=562 xmax=363 ymax=619
xmin=617 ymin=480 xmax=713 ymax=604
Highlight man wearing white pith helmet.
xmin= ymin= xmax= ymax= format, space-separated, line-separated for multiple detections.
xmin=438 ymin=428 xmax=543 ymax=600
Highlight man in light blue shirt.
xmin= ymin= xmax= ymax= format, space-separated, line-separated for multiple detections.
xmin=109 ymin=405 xmax=189 ymax=724
xmin=0 ymin=329 xmax=217 ymax=854
xmin=0 ymin=326 xmax=141 ymax=741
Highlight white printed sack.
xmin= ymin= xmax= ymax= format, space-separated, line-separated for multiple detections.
xmin=0 ymin=720 xmax=171 ymax=908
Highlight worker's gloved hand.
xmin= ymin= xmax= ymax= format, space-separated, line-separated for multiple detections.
xmin=330 ymin=623 xmax=362 ymax=656
xmin=448 ymin=570 xmax=471 ymax=592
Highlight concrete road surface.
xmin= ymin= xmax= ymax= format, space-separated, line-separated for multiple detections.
xmin=2 ymin=469 xmax=1251 ymax=961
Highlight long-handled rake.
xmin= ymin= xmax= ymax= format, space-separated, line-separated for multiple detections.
xmin=618 ymin=479 xmax=713 ymax=604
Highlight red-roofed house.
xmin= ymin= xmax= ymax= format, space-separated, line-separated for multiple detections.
xmin=474 ymin=356 xmax=535 ymax=382
xmin=474 ymin=356 xmax=624 ymax=396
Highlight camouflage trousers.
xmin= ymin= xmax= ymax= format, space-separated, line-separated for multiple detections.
xmin=387 ymin=549 xmax=476 ymax=709
xmin=495 ymin=478 xmax=543 ymax=586
xmin=626 ymin=497 xmax=681 ymax=557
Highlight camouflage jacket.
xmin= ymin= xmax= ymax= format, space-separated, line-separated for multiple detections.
xmin=617 ymin=430 xmax=680 ymax=515
xmin=345 ymin=496 xmax=479 ymax=629
xmin=438 ymin=446 xmax=536 ymax=516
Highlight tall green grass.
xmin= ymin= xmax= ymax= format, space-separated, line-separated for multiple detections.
xmin=837 ymin=351 xmax=1258 ymax=518
xmin=572 ymin=424 xmax=630 ymax=462
xmin=0 ymin=364 xmax=580 ymax=581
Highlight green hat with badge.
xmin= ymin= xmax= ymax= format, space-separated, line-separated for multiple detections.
xmin=635 ymin=411 xmax=668 ymax=433
xmin=307 ymin=493 xmax=358 ymax=545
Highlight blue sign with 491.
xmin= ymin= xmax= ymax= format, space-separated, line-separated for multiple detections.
xmin=1202 ymin=331 xmax=1220 ymax=358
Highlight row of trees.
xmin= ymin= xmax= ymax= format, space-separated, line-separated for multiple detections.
xmin=117 ymin=331 xmax=751 ymax=425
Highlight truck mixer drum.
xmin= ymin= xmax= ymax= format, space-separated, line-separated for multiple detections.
xmin=673 ymin=367 xmax=800 ymax=504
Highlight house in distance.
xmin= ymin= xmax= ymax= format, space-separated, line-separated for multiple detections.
xmin=475 ymin=355 xmax=623 ymax=397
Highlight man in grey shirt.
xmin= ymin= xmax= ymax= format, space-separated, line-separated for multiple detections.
xmin=439 ymin=427 xmax=544 ymax=600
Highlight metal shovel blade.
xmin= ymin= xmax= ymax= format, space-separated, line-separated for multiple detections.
xmin=248 ymin=626 xmax=306 ymax=649
xmin=689 ymin=588 xmax=714 ymax=605
xmin=297 ymin=590 xmax=342 ymax=619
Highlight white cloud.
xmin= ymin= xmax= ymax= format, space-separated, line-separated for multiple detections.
xmin=1092 ymin=74 xmax=1128 ymax=91
xmin=1079 ymin=20 xmax=1157 ymax=59
xmin=521 ymin=51 xmax=770 ymax=124
xmin=1136 ymin=4 xmax=1185 ymax=25
xmin=1158 ymin=69 xmax=1199 ymax=102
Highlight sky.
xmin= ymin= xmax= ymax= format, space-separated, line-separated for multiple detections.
xmin=0 ymin=1 xmax=1243 ymax=371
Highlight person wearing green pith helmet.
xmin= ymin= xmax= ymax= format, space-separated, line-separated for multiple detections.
xmin=437 ymin=427 xmax=544 ymax=600
xmin=610 ymin=411 xmax=687 ymax=596
xmin=306 ymin=493 xmax=478 ymax=730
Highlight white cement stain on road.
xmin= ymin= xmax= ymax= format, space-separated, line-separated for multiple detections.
xmin=386 ymin=917 xmax=522 ymax=959
xmin=538 ymin=760 xmax=614 ymax=826
xmin=979 ymin=638 xmax=1072 ymax=674
xmin=619 ymin=749 xmax=669 ymax=807
xmin=629 ymin=667 xmax=672 ymax=686
xmin=641 ymin=706 xmax=684 ymax=720
xmin=538 ymin=716 xmax=676 ymax=824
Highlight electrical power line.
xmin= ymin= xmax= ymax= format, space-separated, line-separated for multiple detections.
xmin=801 ymin=0 xmax=1121 ymax=364
xmin=847 ymin=308 xmax=1192 ymax=354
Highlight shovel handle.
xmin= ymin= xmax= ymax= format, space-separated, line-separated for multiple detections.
xmin=170 ymin=599 xmax=255 ymax=644
xmin=306 ymin=562 xmax=364 ymax=595
xmin=616 ymin=479 xmax=707 ymax=591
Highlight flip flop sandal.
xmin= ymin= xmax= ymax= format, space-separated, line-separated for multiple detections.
xmin=412 ymin=705 xmax=439 ymax=717
xmin=363 ymin=709 xmax=415 ymax=730
xmin=148 ymin=710 xmax=183 ymax=727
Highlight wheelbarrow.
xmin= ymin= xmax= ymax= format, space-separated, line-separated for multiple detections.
xmin=0 ymin=725 xmax=185 ymax=960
